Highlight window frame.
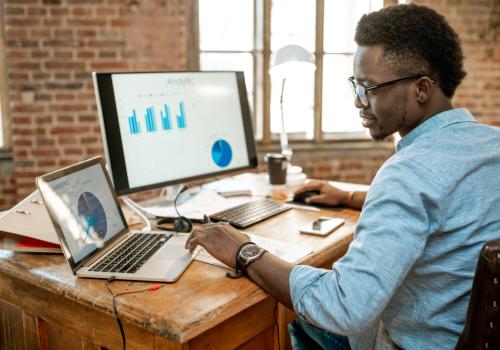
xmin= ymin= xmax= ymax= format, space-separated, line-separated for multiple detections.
xmin=193 ymin=0 xmax=396 ymax=147
xmin=0 ymin=4 xmax=11 ymax=152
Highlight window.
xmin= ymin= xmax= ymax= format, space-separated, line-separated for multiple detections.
xmin=199 ymin=0 xmax=384 ymax=143
xmin=0 ymin=2 xmax=10 ymax=152
xmin=0 ymin=5 xmax=5 ymax=150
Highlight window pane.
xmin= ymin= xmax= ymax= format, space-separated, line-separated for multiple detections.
xmin=322 ymin=54 xmax=366 ymax=133
xmin=271 ymin=0 xmax=316 ymax=52
xmin=199 ymin=0 xmax=254 ymax=51
xmin=270 ymin=71 xmax=314 ymax=137
xmin=200 ymin=53 xmax=255 ymax=113
xmin=324 ymin=0 xmax=383 ymax=53
xmin=254 ymin=52 xmax=264 ymax=140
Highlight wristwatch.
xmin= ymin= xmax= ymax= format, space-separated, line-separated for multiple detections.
xmin=238 ymin=243 xmax=266 ymax=275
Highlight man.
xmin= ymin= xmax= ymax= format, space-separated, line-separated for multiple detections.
xmin=186 ymin=4 xmax=500 ymax=349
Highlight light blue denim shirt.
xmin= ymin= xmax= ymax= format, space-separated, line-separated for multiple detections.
xmin=290 ymin=108 xmax=500 ymax=349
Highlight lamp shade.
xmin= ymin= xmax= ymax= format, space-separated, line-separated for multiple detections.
xmin=269 ymin=44 xmax=316 ymax=78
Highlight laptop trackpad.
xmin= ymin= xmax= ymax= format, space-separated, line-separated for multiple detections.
xmin=141 ymin=234 xmax=193 ymax=281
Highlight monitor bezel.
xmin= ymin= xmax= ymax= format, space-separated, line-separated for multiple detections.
xmin=36 ymin=156 xmax=129 ymax=273
xmin=93 ymin=71 xmax=258 ymax=195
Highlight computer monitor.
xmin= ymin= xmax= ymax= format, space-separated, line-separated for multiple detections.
xmin=92 ymin=71 xmax=258 ymax=195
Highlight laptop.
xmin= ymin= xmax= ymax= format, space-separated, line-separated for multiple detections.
xmin=36 ymin=156 xmax=195 ymax=282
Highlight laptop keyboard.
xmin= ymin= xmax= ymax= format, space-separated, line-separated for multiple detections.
xmin=90 ymin=232 xmax=173 ymax=274
xmin=210 ymin=199 xmax=291 ymax=228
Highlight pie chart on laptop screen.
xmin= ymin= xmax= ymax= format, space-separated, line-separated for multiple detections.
xmin=211 ymin=139 xmax=232 ymax=168
xmin=77 ymin=192 xmax=107 ymax=241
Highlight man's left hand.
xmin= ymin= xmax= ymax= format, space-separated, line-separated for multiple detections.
xmin=185 ymin=223 xmax=250 ymax=268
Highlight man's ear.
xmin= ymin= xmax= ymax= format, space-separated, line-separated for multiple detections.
xmin=415 ymin=77 xmax=434 ymax=103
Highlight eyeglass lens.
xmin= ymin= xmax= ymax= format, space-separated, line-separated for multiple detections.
xmin=349 ymin=79 xmax=369 ymax=106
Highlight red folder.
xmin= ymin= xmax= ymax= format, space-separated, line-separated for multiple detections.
xmin=14 ymin=237 xmax=62 ymax=253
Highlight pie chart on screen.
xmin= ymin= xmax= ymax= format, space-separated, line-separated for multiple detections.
xmin=77 ymin=192 xmax=107 ymax=240
xmin=211 ymin=139 xmax=232 ymax=167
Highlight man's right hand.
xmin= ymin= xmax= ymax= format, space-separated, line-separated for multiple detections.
xmin=294 ymin=181 xmax=367 ymax=209
xmin=294 ymin=181 xmax=349 ymax=207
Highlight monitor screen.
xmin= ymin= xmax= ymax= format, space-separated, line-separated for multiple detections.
xmin=92 ymin=71 xmax=258 ymax=195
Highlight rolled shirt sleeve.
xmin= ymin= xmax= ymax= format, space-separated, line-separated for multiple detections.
xmin=290 ymin=157 xmax=445 ymax=335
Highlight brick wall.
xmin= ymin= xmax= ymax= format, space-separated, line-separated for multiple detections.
xmin=0 ymin=0 xmax=499 ymax=210
xmin=0 ymin=0 xmax=191 ymax=209
xmin=413 ymin=0 xmax=500 ymax=127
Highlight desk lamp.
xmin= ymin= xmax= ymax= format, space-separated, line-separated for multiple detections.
xmin=269 ymin=45 xmax=316 ymax=182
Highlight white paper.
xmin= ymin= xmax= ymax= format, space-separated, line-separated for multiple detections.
xmin=195 ymin=232 xmax=313 ymax=269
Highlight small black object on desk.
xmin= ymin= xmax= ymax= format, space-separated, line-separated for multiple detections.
xmin=292 ymin=190 xmax=321 ymax=204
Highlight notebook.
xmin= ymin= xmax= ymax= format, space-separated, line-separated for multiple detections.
xmin=36 ymin=156 xmax=194 ymax=282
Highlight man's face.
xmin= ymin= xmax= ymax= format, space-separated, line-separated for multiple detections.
xmin=352 ymin=46 xmax=419 ymax=141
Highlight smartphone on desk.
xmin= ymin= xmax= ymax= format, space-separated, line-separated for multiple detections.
xmin=299 ymin=217 xmax=345 ymax=236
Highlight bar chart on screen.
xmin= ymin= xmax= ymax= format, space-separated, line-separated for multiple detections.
xmin=126 ymin=101 xmax=187 ymax=135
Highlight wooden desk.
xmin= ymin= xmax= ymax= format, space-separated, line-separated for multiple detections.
xmin=0 ymin=205 xmax=359 ymax=349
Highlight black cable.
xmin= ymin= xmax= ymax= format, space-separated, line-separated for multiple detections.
xmin=274 ymin=301 xmax=281 ymax=350
xmin=105 ymin=278 xmax=163 ymax=350
xmin=173 ymin=185 xmax=188 ymax=219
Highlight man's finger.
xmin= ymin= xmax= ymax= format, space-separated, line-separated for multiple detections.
xmin=187 ymin=235 xmax=201 ymax=253
xmin=184 ymin=231 xmax=196 ymax=249
xmin=306 ymin=194 xmax=328 ymax=204
xmin=184 ymin=228 xmax=209 ymax=249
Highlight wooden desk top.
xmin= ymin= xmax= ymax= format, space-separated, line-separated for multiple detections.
xmin=0 ymin=205 xmax=359 ymax=343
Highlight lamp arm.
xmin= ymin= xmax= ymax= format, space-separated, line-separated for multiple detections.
xmin=279 ymin=78 xmax=292 ymax=160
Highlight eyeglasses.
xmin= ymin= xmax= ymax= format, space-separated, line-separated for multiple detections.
xmin=348 ymin=74 xmax=434 ymax=106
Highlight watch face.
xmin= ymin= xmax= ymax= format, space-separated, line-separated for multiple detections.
xmin=241 ymin=244 xmax=261 ymax=259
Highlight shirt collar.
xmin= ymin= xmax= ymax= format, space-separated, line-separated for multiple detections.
xmin=396 ymin=108 xmax=476 ymax=152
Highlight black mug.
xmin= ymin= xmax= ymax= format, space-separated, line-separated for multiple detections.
xmin=265 ymin=153 xmax=288 ymax=185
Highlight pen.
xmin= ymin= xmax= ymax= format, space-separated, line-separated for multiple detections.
xmin=286 ymin=203 xmax=320 ymax=212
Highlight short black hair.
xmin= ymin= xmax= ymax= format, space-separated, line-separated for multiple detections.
xmin=354 ymin=4 xmax=466 ymax=98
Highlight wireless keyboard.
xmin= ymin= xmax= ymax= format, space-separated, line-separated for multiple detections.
xmin=210 ymin=199 xmax=291 ymax=228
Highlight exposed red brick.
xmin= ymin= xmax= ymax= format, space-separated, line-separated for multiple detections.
xmin=31 ymin=149 xmax=60 ymax=157
xmin=7 ymin=18 xmax=40 ymax=26
xmin=58 ymin=137 xmax=78 ymax=145
xmin=72 ymin=7 xmax=92 ymax=16
xmin=6 ymin=29 xmax=29 ymax=38
xmin=28 ymin=7 xmax=47 ymax=16
xmin=95 ymin=7 xmax=116 ymax=16
xmin=5 ymin=7 xmax=25 ymax=16
xmin=51 ymin=126 xmax=90 ymax=134
xmin=7 ymin=50 xmax=29 ymax=59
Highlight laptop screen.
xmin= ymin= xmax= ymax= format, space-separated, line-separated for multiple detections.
xmin=37 ymin=159 xmax=127 ymax=266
